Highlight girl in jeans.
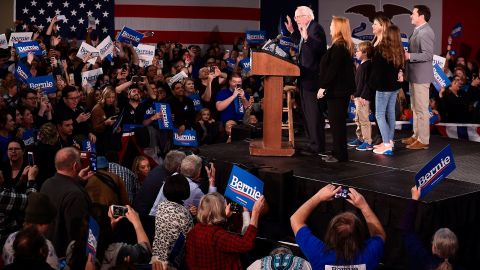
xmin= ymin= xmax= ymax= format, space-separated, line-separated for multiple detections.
xmin=369 ymin=25 xmax=405 ymax=155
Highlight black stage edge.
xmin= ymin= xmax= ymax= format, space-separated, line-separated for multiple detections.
xmin=199 ymin=130 xmax=480 ymax=270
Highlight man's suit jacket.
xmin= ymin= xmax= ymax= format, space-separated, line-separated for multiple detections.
xmin=406 ymin=22 xmax=435 ymax=84
xmin=290 ymin=21 xmax=327 ymax=92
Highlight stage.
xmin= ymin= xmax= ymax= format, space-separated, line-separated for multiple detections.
xmin=198 ymin=128 xmax=480 ymax=269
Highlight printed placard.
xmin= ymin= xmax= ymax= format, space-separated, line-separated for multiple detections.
xmin=246 ymin=30 xmax=266 ymax=45
xmin=278 ymin=36 xmax=297 ymax=53
xmin=96 ymin=36 xmax=113 ymax=60
xmin=173 ymin=129 xmax=198 ymax=147
xmin=239 ymin=57 xmax=251 ymax=73
xmin=154 ymin=103 xmax=173 ymax=130
xmin=8 ymin=32 xmax=33 ymax=46
xmin=86 ymin=216 xmax=100 ymax=257
xmin=187 ymin=93 xmax=203 ymax=111
xmin=433 ymin=55 xmax=446 ymax=69
xmin=14 ymin=61 xmax=32 ymax=83
xmin=415 ymin=145 xmax=456 ymax=198
xmin=168 ymin=71 xmax=188 ymax=87
xmin=27 ymin=75 xmax=56 ymax=94
xmin=224 ymin=165 xmax=264 ymax=211
xmin=117 ymin=26 xmax=144 ymax=47
xmin=14 ymin=41 xmax=43 ymax=58
xmin=88 ymin=16 xmax=96 ymax=30
xmin=432 ymin=64 xmax=451 ymax=92
xmin=0 ymin=34 xmax=8 ymax=49
xmin=82 ymin=68 xmax=103 ymax=86
xmin=135 ymin=43 xmax=155 ymax=67
xmin=122 ymin=124 xmax=143 ymax=133
xmin=77 ymin=42 xmax=100 ymax=65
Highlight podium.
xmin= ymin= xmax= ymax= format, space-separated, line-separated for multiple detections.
xmin=249 ymin=51 xmax=300 ymax=156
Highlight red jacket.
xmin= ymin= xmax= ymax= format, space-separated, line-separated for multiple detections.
xmin=185 ymin=223 xmax=257 ymax=270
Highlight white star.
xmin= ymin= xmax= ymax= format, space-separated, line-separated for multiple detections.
xmin=78 ymin=18 xmax=84 ymax=24
xmin=86 ymin=10 xmax=93 ymax=17
xmin=30 ymin=16 xmax=36 ymax=23
xmin=39 ymin=8 xmax=45 ymax=15
xmin=63 ymin=18 xmax=69 ymax=23
xmin=71 ymin=10 xmax=77 ymax=16
xmin=46 ymin=16 xmax=52 ymax=23
xmin=47 ymin=1 xmax=53 ymax=7
xmin=79 ymin=2 xmax=85 ymax=8
xmin=22 ymin=24 xmax=27 ymax=30
xmin=102 ymin=27 xmax=108 ymax=33
xmin=31 ymin=0 xmax=37 ymax=6
xmin=38 ymin=24 xmax=44 ymax=30
xmin=102 ymin=11 xmax=109 ymax=17
xmin=95 ymin=19 xmax=100 ymax=25
xmin=70 ymin=25 xmax=77 ymax=32
xmin=56 ymin=25 xmax=61 ymax=31
xmin=22 ymin=7 xmax=29 ymax=14
xmin=55 ymin=9 xmax=61 ymax=15
xmin=63 ymin=1 xmax=70 ymax=8
xmin=95 ymin=2 xmax=101 ymax=9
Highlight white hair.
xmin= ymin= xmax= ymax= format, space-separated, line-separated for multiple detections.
xmin=295 ymin=6 xmax=315 ymax=20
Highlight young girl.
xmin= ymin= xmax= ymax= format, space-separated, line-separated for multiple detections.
xmin=352 ymin=41 xmax=375 ymax=151
xmin=194 ymin=108 xmax=219 ymax=145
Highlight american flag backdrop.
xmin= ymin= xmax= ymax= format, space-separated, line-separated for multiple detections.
xmin=14 ymin=0 xmax=261 ymax=46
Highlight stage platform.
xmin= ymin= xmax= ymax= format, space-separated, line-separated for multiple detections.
xmin=198 ymin=129 xmax=480 ymax=269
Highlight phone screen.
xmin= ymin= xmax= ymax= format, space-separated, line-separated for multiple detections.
xmin=27 ymin=152 xmax=35 ymax=166
xmin=111 ymin=205 xmax=128 ymax=218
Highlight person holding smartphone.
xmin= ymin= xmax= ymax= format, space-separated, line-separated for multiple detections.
xmin=215 ymin=73 xmax=251 ymax=125
xmin=91 ymin=87 xmax=121 ymax=154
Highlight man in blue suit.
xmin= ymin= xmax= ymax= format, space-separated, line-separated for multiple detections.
xmin=285 ymin=6 xmax=327 ymax=156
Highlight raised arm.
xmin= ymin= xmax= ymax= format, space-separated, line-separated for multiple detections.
xmin=347 ymin=188 xmax=386 ymax=241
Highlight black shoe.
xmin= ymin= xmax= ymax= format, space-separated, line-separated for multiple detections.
xmin=322 ymin=155 xmax=339 ymax=163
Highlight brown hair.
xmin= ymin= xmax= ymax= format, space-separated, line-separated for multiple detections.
xmin=372 ymin=14 xmax=392 ymax=46
xmin=331 ymin=16 xmax=354 ymax=56
xmin=358 ymin=41 xmax=374 ymax=59
xmin=324 ymin=212 xmax=366 ymax=262
xmin=378 ymin=25 xmax=405 ymax=69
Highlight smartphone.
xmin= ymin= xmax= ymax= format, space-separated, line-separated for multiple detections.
xmin=236 ymin=83 xmax=242 ymax=90
xmin=110 ymin=205 xmax=128 ymax=218
xmin=158 ymin=59 xmax=164 ymax=69
xmin=334 ymin=187 xmax=350 ymax=199
xmin=209 ymin=66 xmax=215 ymax=73
xmin=68 ymin=73 xmax=75 ymax=85
xmin=229 ymin=201 xmax=242 ymax=213
xmin=80 ymin=151 xmax=90 ymax=170
xmin=27 ymin=152 xmax=35 ymax=166
xmin=131 ymin=76 xmax=141 ymax=83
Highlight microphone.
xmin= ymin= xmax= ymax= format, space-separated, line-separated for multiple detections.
xmin=272 ymin=34 xmax=283 ymax=43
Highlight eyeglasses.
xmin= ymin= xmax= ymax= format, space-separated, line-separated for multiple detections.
xmin=67 ymin=96 xmax=81 ymax=100
xmin=26 ymin=96 xmax=38 ymax=100
xmin=294 ymin=14 xmax=308 ymax=19
xmin=8 ymin=148 xmax=22 ymax=152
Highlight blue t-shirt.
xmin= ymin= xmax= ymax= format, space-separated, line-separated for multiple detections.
xmin=215 ymin=88 xmax=250 ymax=123
xmin=295 ymin=226 xmax=384 ymax=270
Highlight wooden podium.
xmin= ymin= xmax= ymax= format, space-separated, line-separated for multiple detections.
xmin=249 ymin=51 xmax=300 ymax=156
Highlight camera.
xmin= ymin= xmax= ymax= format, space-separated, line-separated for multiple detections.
xmin=230 ymin=202 xmax=242 ymax=213
xmin=131 ymin=76 xmax=142 ymax=83
xmin=110 ymin=205 xmax=128 ymax=218
xmin=334 ymin=187 xmax=350 ymax=199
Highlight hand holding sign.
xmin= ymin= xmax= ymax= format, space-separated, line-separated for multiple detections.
xmin=411 ymin=185 xmax=421 ymax=201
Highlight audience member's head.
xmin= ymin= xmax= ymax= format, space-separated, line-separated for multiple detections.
xmin=197 ymin=192 xmax=227 ymax=225
xmin=432 ymin=228 xmax=458 ymax=268
xmin=180 ymin=154 xmax=202 ymax=180
xmin=164 ymin=150 xmax=187 ymax=174
xmin=38 ymin=122 xmax=59 ymax=145
xmin=132 ymin=155 xmax=150 ymax=181
xmin=324 ymin=212 xmax=366 ymax=262
xmin=12 ymin=226 xmax=49 ymax=262
xmin=163 ymin=174 xmax=190 ymax=204
xmin=62 ymin=85 xmax=80 ymax=110
xmin=24 ymin=193 xmax=57 ymax=234
xmin=0 ymin=110 xmax=15 ymax=133
xmin=54 ymin=147 xmax=81 ymax=175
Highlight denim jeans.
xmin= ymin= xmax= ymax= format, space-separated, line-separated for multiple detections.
xmin=375 ymin=90 xmax=399 ymax=144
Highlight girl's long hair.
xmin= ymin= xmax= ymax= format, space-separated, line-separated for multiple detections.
xmin=377 ymin=24 xmax=405 ymax=69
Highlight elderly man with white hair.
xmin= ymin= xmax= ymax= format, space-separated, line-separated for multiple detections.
xmin=285 ymin=6 xmax=327 ymax=156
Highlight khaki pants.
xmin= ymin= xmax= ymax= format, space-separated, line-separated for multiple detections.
xmin=410 ymin=83 xmax=430 ymax=144
xmin=354 ymin=98 xmax=372 ymax=144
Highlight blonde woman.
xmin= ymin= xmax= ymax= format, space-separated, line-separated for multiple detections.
xmin=317 ymin=16 xmax=356 ymax=162
xmin=185 ymin=193 xmax=266 ymax=270
xmin=91 ymin=87 xmax=120 ymax=154
xmin=372 ymin=14 xmax=392 ymax=47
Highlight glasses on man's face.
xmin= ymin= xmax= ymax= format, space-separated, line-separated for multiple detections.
xmin=26 ymin=96 xmax=38 ymax=100
xmin=295 ymin=14 xmax=307 ymax=20
xmin=8 ymin=148 xmax=22 ymax=152
xmin=67 ymin=96 xmax=81 ymax=100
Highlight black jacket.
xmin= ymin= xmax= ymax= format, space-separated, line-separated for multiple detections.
xmin=318 ymin=42 xmax=356 ymax=98
xmin=369 ymin=50 xmax=402 ymax=92
xmin=354 ymin=60 xmax=374 ymax=101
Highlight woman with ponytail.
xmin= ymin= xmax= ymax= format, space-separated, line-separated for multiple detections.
xmin=402 ymin=186 xmax=463 ymax=270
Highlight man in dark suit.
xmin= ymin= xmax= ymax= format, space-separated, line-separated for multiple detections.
xmin=285 ymin=6 xmax=327 ymax=155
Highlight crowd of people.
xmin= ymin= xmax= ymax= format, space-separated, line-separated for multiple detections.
xmin=0 ymin=2 xmax=473 ymax=270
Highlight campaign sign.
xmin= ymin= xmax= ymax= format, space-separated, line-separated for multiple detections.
xmin=27 ymin=75 xmax=56 ymax=94
xmin=246 ymin=31 xmax=266 ymax=45
xmin=86 ymin=216 xmax=100 ymax=257
xmin=154 ymin=103 xmax=173 ymax=130
xmin=224 ymin=165 xmax=264 ymax=211
xmin=122 ymin=124 xmax=144 ymax=133
xmin=187 ymin=93 xmax=203 ymax=111
xmin=0 ymin=34 xmax=8 ymax=49
xmin=97 ymin=36 xmax=113 ymax=60
xmin=135 ymin=43 xmax=155 ymax=67
xmin=168 ymin=71 xmax=188 ymax=87
xmin=8 ymin=32 xmax=32 ymax=46
xmin=450 ymin=22 xmax=462 ymax=38
xmin=173 ymin=129 xmax=198 ymax=147
xmin=14 ymin=61 xmax=32 ymax=83
xmin=415 ymin=145 xmax=456 ymax=198
xmin=432 ymin=64 xmax=451 ymax=92
xmin=117 ymin=26 xmax=144 ymax=47
xmin=14 ymin=41 xmax=43 ymax=58
xmin=278 ymin=36 xmax=297 ymax=53
xmin=77 ymin=42 xmax=100 ymax=65
xmin=82 ymin=68 xmax=103 ymax=86
xmin=81 ymin=139 xmax=97 ymax=153
xmin=347 ymin=100 xmax=356 ymax=121
xmin=433 ymin=55 xmax=446 ymax=68
xmin=226 ymin=58 xmax=236 ymax=72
